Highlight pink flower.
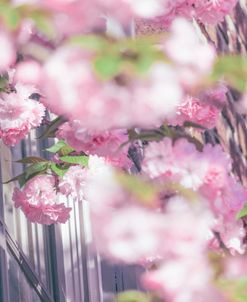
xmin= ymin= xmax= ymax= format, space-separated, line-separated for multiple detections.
xmin=159 ymin=197 xmax=214 ymax=258
xmin=0 ymin=31 xmax=15 ymax=72
xmin=142 ymin=138 xmax=208 ymax=189
xmin=57 ymin=121 xmax=131 ymax=168
xmin=163 ymin=18 xmax=215 ymax=88
xmin=224 ymin=255 xmax=247 ymax=278
xmin=0 ymin=83 xmax=45 ymax=146
xmin=85 ymin=156 xmax=125 ymax=217
xmin=59 ymin=166 xmax=87 ymax=201
xmin=214 ymin=218 xmax=246 ymax=255
xmin=192 ymin=0 xmax=238 ymax=25
xmin=142 ymin=257 xmax=213 ymax=302
xmin=41 ymin=46 xmax=183 ymax=130
xmin=170 ymin=84 xmax=227 ymax=129
xmin=143 ymin=138 xmax=247 ymax=215
xmin=14 ymin=61 xmax=42 ymax=86
xmin=12 ymin=175 xmax=71 ymax=225
xmin=144 ymin=0 xmax=238 ymax=28
xmin=0 ymin=125 xmax=29 ymax=146
xmin=174 ymin=96 xmax=220 ymax=128
xmin=142 ymin=138 xmax=232 ymax=191
xmin=93 ymin=206 xmax=165 ymax=263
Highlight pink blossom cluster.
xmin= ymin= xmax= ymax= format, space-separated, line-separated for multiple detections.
xmin=143 ymin=138 xmax=247 ymax=254
xmin=13 ymin=0 xmax=238 ymax=35
xmin=41 ymin=46 xmax=183 ymax=130
xmin=170 ymin=84 xmax=228 ymax=128
xmin=163 ymin=18 xmax=216 ymax=89
xmin=13 ymin=175 xmax=71 ymax=224
xmin=150 ymin=0 xmax=238 ymax=28
xmin=0 ymin=83 xmax=45 ymax=146
xmin=39 ymin=19 xmax=217 ymax=131
xmin=59 ymin=165 xmax=87 ymax=202
xmin=84 ymin=155 xmax=225 ymax=300
xmin=57 ymin=120 xmax=131 ymax=168
xmin=12 ymin=0 xmax=169 ymax=36
xmin=3 ymin=1 xmax=247 ymax=301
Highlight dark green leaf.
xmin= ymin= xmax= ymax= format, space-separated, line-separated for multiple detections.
xmin=25 ymin=162 xmax=49 ymax=178
xmin=3 ymin=162 xmax=49 ymax=187
xmin=183 ymin=121 xmax=206 ymax=130
xmin=50 ymin=163 xmax=69 ymax=177
xmin=15 ymin=156 xmax=48 ymax=164
xmin=59 ymin=145 xmax=75 ymax=156
xmin=0 ymin=74 xmax=9 ymax=91
xmin=2 ymin=172 xmax=26 ymax=185
xmin=38 ymin=116 xmax=67 ymax=139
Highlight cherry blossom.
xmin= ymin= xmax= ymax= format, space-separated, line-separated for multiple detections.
xmin=2 ymin=1 xmax=247 ymax=301
xmin=170 ymin=85 xmax=227 ymax=129
xmin=13 ymin=175 xmax=71 ymax=224
xmin=14 ymin=61 xmax=42 ymax=86
xmin=57 ymin=121 xmax=131 ymax=168
xmin=142 ymin=257 xmax=213 ymax=302
xmin=163 ymin=18 xmax=216 ymax=88
xmin=41 ymin=46 xmax=183 ymax=130
xmin=93 ymin=205 xmax=165 ymax=263
xmin=59 ymin=165 xmax=87 ymax=202
xmin=0 ymin=83 xmax=45 ymax=146
xmin=214 ymin=218 xmax=246 ymax=255
xmin=145 ymin=0 xmax=238 ymax=29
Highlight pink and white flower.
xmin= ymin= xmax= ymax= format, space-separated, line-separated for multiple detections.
xmin=13 ymin=175 xmax=71 ymax=225
xmin=57 ymin=121 xmax=131 ymax=168
xmin=0 ymin=83 xmax=45 ymax=146
xmin=41 ymin=46 xmax=183 ymax=130
xmin=59 ymin=165 xmax=87 ymax=201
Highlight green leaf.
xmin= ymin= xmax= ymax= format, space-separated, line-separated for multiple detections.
xmin=212 ymin=56 xmax=247 ymax=92
xmin=0 ymin=74 xmax=9 ymax=91
xmin=135 ymin=55 xmax=154 ymax=73
xmin=50 ymin=163 xmax=69 ymax=177
xmin=0 ymin=4 xmax=21 ymax=29
xmin=68 ymin=35 xmax=106 ymax=50
xmin=15 ymin=156 xmax=48 ymax=164
xmin=59 ymin=155 xmax=88 ymax=166
xmin=217 ymin=278 xmax=247 ymax=302
xmin=236 ymin=204 xmax=247 ymax=219
xmin=94 ymin=55 xmax=121 ymax=79
xmin=115 ymin=291 xmax=151 ymax=302
xmin=183 ymin=121 xmax=206 ymax=130
xmin=46 ymin=140 xmax=67 ymax=153
xmin=25 ymin=162 xmax=49 ymax=179
xmin=3 ymin=162 xmax=49 ymax=187
xmin=30 ymin=11 xmax=56 ymax=39
xmin=59 ymin=145 xmax=75 ymax=156
xmin=46 ymin=140 xmax=74 ymax=155
xmin=2 ymin=172 xmax=26 ymax=185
